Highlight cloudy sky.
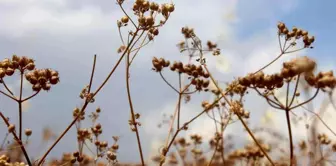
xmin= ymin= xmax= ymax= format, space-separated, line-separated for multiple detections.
xmin=0 ymin=0 xmax=336 ymax=164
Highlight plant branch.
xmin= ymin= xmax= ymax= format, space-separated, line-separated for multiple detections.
xmin=125 ymin=48 xmax=145 ymax=166
xmin=289 ymin=75 xmax=300 ymax=107
xmin=0 ymin=90 xmax=18 ymax=101
xmin=290 ymin=88 xmax=320 ymax=110
xmin=159 ymin=72 xmax=179 ymax=93
xmin=22 ymin=90 xmax=40 ymax=102
xmin=18 ymin=70 xmax=24 ymax=140
xmin=1 ymin=78 xmax=14 ymax=95
xmin=0 ymin=112 xmax=32 ymax=166
xmin=38 ymin=54 xmax=99 ymax=165
xmin=285 ymin=109 xmax=294 ymax=166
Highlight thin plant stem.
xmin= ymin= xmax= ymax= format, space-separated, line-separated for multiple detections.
xmin=220 ymin=123 xmax=226 ymax=165
xmin=0 ymin=112 xmax=32 ymax=166
xmin=253 ymin=53 xmax=284 ymax=75
xmin=125 ymin=49 xmax=145 ymax=166
xmin=22 ymin=90 xmax=40 ymax=102
xmin=118 ymin=3 xmax=137 ymax=28
xmin=0 ymin=133 xmax=8 ymax=149
xmin=253 ymin=87 xmax=284 ymax=109
xmin=0 ymin=90 xmax=17 ymax=101
xmin=129 ymin=33 xmax=150 ymax=65
xmin=301 ymin=105 xmax=336 ymax=137
xmin=92 ymin=29 xmax=140 ymax=97
xmin=290 ymin=88 xmax=319 ymax=110
xmin=177 ymin=73 xmax=182 ymax=129
xmin=1 ymin=78 xmax=14 ymax=95
xmin=87 ymin=54 xmax=97 ymax=94
xmin=285 ymin=109 xmax=294 ymax=166
xmin=159 ymin=72 xmax=179 ymax=93
xmin=18 ymin=70 xmax=24 ymax=140
xmin=289 ymin=75 xmax=300 ymax=107
xmin=329 ymin=91 xmax=336 ymax=111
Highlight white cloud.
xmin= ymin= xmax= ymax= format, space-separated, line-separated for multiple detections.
xmin=0 ymin=0 xmax=118 ymax=37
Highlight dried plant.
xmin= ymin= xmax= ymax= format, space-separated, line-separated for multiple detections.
xmin=1 ymin=1 xmax=336 ymax=166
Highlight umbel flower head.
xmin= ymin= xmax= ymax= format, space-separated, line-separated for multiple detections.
xmin=25 ymin=68 xmax=59 ymax=91
xmin=0 ymin=55 xmax=60 ymax=92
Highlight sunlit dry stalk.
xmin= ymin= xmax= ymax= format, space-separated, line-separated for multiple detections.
xmin=0 ymin=112 xmax=31 ymax=165
xmin=125 ymin=46 xmax=145 ymax=165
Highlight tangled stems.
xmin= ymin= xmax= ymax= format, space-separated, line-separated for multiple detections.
xmin=36 ymin=53 xmax=95 ymax=165
xmin=160 ymin=95 xmax=225 ymax=166
xmin=203 ymin=65 xmax=276 ymax=166
xmin=38 ymin=27 xmax=141 ymax=165
xmin=0 ymin=112 xmax=32 ymax=166
xmin=207 ymin=113 xmax=232 ymax=166
xmin=252 ymin=74 xmax=320 ymax=165
xmin=161 ymin=77 xmax=188 ymax=164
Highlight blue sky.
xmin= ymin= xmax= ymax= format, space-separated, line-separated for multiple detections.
xmin=0 ymin=0 xmax=335 ymax=164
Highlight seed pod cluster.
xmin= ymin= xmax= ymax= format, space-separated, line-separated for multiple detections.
xmin=191 ymin=77 xmax=210 ymax=91
xmin=72 ymin=153 xmax=93 ymax=164
xmin=201 ymin=100 xmax=220 ymax=111
xmin=130 ymin=0 xmax=174 ymax=27
xmin=91 ymin=123 xmax=103 ymax=137
xmin=25 ymin=68 xmax=59 ymax=92
xmin=207 ymin=41 xmax=217 ymax=50
xmin=152 ymin=57 xmax=170 ymax=72
xmin=190 ymin=134 xmax=202 ymax=145
xmin=277 ymin=22 xmax=315 ymax=48
xmin=73 ymin=107 xmax=85 ymax=121
xmin=226 ymin=80 xmax=247 ymax=96
xmin=170 ymin=61 xmax=210 ymax=91
xmin=148 ymin=27 xmax=159 ymax=39
xmin=171 ymin=61 xmax=209 ymax=77
xmin=175 ymin=138 xmax=189 ymax=147
xmin=71 ymin=151 xmax=79 ymax=163
xmin=152 ymin=57 xmax=211 ymax=91
xmin=305 ymin=70 xmax=336 ymax=89
xmin=281 ymin=56 xmax=316 ymax=78
xmin=239 ymin=71 xmax=284 ymax=90
xmin=209 ymin=132 xmax=222 ymax=150
xmin=181 ymin=26 xmax=195 ymax=38
xmin=332 ymin=143 xmax=336 ymax=152
xmin=106 ymin=137 xmax=119 ymax=163
xmin=298 ymin=140 xmax=307 ymax=151
xmin=167 ymin=153 xmax=178 ymax=165
xmin=77 ymin=128 xmax=92 ymax=142
xmin=0 ymin=155 xmax=10 ymax=165
xmin=201 ymin=100 xmax=212 ymax=110
xmin=95 ymin=140 xmax=108 ymax=149
xmin=0 ymin=55 xmax=35 ymax=79
xmin=0 ymin=155 xmax=26 ymax=166
xmin=229 ymin=101 xmax=250 ymax=119
xmin=318 ymin=133 xmax=331 ymax=145
xmin=206 ymin=41 xmax=221 ymax=56
xmin=161 ymin=3 xmax=175 ymax=18
xmin=191 ymin=148 xmax=203 ymax=156
xmin=228 ymin=143 xmax=270 ymax=160
xmin=106 ymin=151 xmax=117 ymax=161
